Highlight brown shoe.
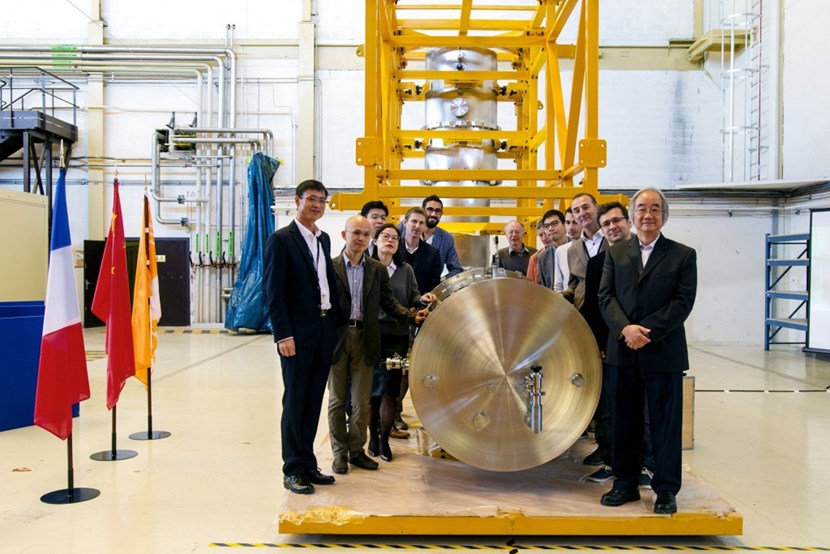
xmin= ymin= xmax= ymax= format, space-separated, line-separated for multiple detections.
xmin=389 ymin=427 xmax=409 ymax=439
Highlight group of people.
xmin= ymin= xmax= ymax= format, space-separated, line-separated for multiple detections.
xmin=264 ymin=182 xmax=460 ymax=495
xmin=265 ymin=180 xmax=698 ymax=516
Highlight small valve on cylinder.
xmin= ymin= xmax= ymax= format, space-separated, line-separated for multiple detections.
xmin=524 ymin=364 xmax=545 ymax=433
xmin=385 ymin=353 xmax=411 ymax=374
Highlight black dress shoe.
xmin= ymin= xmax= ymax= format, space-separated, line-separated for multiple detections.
xmin=305 ymin=468 xmax=335 ymax=485
xmin=583 ymin=447 xmax=603 ymax=466
xmin=654 ymin=491 xmax=677 ymax=514
xmin=349 ymin=452 xmax=379 ymax=470
xmin=284 ymin=475 xmax=314 ymax=495
xmin=600 ymin=487 xmax=640 ymax=507
xmin=332 ymin=454 xmax=348 ymax=475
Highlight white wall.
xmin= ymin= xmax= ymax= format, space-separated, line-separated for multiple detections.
xmin=2 ymin=0 xmax=828 ymax=344
xmin=781 ymin=0 xmax=830 ymax=180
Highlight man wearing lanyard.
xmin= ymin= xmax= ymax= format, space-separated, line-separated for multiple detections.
xmin=264 ymin=179 xmax=342 ymax=495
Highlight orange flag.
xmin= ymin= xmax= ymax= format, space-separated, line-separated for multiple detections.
xmin=91 ymin=180 xmax=135 ymax=409
xmin=131 ymin=194 xmax=162 ymax=386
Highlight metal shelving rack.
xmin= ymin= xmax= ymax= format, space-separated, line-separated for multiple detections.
xmin=764 ymin=233 xmax=810 ymax=350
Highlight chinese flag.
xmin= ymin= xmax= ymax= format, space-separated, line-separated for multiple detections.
xmin=91 ymin=180 xmax=135 ymax=409
xmin=131 ymin=194 xmax=162 ymax=386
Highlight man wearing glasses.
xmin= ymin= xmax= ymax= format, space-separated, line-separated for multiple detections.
xmin=420 ymin=195 xmax=464 ymax=277
xmin=328 ymin=216 xmax=427 ymax=476
xmin=264 ymin=179 xmax=342 ymax=495
xmin=598 ymin=188 xmax=697 ymax=515
xmin=495 ymin=220 xmax=537 ymax=276
xmin=579 ymin=202 xmax=653 ymax=485
xmin=535 ymin=209 xmax=567 ymax=287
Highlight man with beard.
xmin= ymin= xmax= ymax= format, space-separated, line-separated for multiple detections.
xmin=421 ymin=195 xmax=463 ymax=277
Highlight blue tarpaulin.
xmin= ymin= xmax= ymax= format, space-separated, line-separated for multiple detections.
xmin=225 ymin=153 xmax=279 ymax=332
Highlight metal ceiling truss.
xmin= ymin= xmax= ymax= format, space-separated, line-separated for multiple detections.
xmin=330 ymin=0 xmax=624 ymax=233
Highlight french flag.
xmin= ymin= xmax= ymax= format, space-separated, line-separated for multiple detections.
xmin=34 ymin=168 xmax=91 ymax=440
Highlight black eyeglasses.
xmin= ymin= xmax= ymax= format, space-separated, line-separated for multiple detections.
xmin=377 ymin=232 xmax=399 ymax=243
xmin=425 ymin=207 xmax=443 ymax=214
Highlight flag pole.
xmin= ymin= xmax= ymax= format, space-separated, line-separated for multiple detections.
xmin=129 ymin=357 xmax=171 ymax=441
xmin=91 ymin=404 xmax=137 ymax=461
xmin=41 ymin=433 xmax=100 ymax=504
xmin=129 ymin=184 xmax=171 ymax=441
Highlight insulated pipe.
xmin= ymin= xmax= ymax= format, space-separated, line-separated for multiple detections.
xmin=173 ymin=128 xmax=274 ymax=156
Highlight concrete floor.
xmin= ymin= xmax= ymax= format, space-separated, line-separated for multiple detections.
xmin=1 ymin=328 xmax=828 ymax=553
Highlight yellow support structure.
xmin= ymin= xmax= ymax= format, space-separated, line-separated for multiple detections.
xmin=330 ymin=0 xmax=619 ymax=233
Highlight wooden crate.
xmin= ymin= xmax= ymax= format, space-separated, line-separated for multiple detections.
xmin=682 ymin=375 xmax=695 ymax=450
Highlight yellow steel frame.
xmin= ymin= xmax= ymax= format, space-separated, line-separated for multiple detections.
xmin=329 ymin=0 xmax=623 ymax=234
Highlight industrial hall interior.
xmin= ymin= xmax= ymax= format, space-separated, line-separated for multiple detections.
xmin=2 ymin=0 xmax=830 ymax=552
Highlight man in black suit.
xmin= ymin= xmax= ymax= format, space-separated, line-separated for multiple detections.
xmin=580 ymin=202 xmax=653 ymax=484
xmin=264 ymin=179 xmax=342 ymax=495
xmin=598 ymin=187 xmax=697 ymax=514
xmin=328 ymin=215 xmax=427 ymax=475
xmin=400 ymin=207 xmax=442 ymax=295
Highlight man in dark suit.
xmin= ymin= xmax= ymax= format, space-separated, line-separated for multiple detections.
xmin=264 ymin=179 xmax=342 ymax=495
xmin=400 ymin=207 xmax=442 ymax=295
xmin=328 ymin=215 xmax=426 ymax=475
xmin=580 ymin=202 xmax=652 ymax=484
xmin=598 ymin=187 xmax=697 ymax=515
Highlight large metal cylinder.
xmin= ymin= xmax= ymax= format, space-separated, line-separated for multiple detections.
xmin=423 ymin=47 xmax=499 ymax=263
xmin=410 ymin=269 xmax=602 ymax=472
xmin=423 ymin=47 xmax=499 ymax=230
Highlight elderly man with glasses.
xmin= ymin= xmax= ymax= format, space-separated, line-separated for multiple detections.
xmin=598 ymin=188 xmax=697 ymax=515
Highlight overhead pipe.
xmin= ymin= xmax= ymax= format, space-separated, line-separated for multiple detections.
xmin=0 ymin=44 xmax=241 ymax=325
xmin=172 ymin=127 xmax=274 ymax=156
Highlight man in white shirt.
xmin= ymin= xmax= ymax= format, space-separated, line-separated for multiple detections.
xmin=553 ymin=208 xmax=581 ymax=291
xmin=562 ymin=193 xmax=605 ymax=309
xmin=264 ymin=179 xmax=340 ymax=495
xmin=535 ymin=209 xmax=566 ymax=287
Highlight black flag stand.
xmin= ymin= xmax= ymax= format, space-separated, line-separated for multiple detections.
xmin=129 ymin=370 xmax=171 ymax=441
xmin=90 ymin=405 xmax=138 ymax=461
xmin=41 ymin=433 xmax=100 ymax=504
